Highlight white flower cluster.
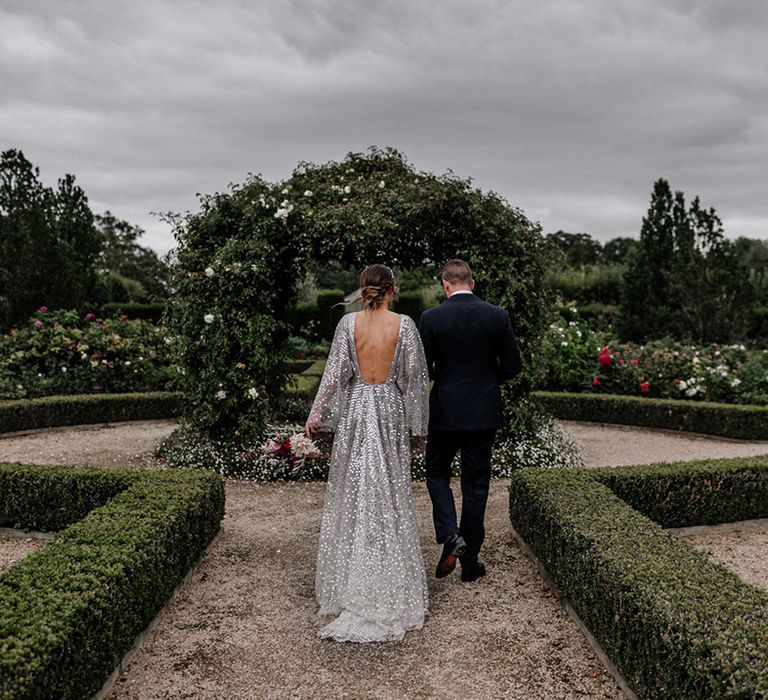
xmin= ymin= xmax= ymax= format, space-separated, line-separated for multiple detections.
xmin=677 ymin=377 xmax=705 ymax=397
xmin=274 ymin=199 xmax=294 ymax=221
xmin=493 ymin=419 xmax=584 ymax=474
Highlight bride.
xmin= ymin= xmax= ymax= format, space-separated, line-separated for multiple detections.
xmin=305 ymin=264 xmax=429 ymax=643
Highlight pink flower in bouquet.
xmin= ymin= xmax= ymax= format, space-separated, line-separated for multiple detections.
xmin=85 ymin=312 xmax=96 ymax=321
xmin=265 ymin=439 xmax=292 ymax=457
xmin=34 ymin=320 xmax=42 ymax=328
xmin=39 ymin=306 xmax=48 ymax=313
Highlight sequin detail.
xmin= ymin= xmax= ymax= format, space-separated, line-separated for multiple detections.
xmin=307 ymin=313 xmax=430 ymax=642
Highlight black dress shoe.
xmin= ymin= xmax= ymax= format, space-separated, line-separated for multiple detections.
xmin=435 ymin=534 xmax=467 ymax=578
xmin=460 ymin=560 xmax=487 ymax=583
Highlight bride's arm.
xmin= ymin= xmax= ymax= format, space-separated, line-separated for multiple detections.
xmin=306 ymin=315 xmax=353 ymax=435
xmin=398 ymin=316 xmax=429 ymax=437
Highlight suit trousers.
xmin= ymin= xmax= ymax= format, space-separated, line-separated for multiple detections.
xmin=425 ymin=428 xmax=496 ymax=566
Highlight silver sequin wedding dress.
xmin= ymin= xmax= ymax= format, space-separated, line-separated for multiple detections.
xmin=307 ymin=312 xmax=429 ymax=643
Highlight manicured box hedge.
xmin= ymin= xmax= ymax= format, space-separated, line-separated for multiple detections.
xmin=509 ymin=457 xmax=768 ymax=699
xmin=533 ymin=390 xmax=768 ymax=440
xmin=0 ymin=391 xmax=183 ymax=434
xmin=0 ymin=462 xmax=224 ymax=700
xmin=287 ymin=288 xmax=345 ymax=341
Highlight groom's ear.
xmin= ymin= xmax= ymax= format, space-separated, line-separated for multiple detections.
xmin=470 ymin=279 xmax=475 ymax=291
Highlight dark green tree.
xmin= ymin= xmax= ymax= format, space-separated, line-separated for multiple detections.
xmin=619 ymin=179 xmax=752 ymax=343
xmin=618 ymin=179 xmax=677 ymax=341
xmin=733 ymin=237 xmax=768 ymax=305
xmin=0 ymin=149 xmax=102 ymax=328
xmin=95 ymin=211 xmax=169 ymax=301
xmin=546 ymin=231 xmax=603 ymax=267
xmin=0 ymin=150 xmax=50 ymax=327
xmin=670 ymin=198 xmax=752 ymax=342
xmin=602 ymin=237 xmax=638 ymax=264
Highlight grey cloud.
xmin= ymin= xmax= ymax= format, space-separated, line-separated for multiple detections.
xmin=1 ymin=0 xmax=766 ymax=253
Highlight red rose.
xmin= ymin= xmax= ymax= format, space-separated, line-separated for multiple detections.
xmin=640 ymin=381 xmax=650 ymax=394
xmin=593 ymin=377 xmax=601 ymax=386
xmin=619 ymin=359 xmax=625 ymax=365
xmin=632 ymin=359 xmax=638 ymax=365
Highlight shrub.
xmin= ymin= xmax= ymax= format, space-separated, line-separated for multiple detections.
xmin=101 ymin=302 xmax=166 ymax=323
xmin=540 ymin=312 xmax=768 ymax=404
xmin=287 ymin=289 xmax=345 ymax=341
xmin=0 ymin=463 xmax=224 ymax=700
xmin=546 ymin=263 xmax=624 ymax=306
xmin=0 ymin=392 xmax=182 ymax=434
xmin=533 ymin=390 xmax=768 ymax=440
xmin=393 ymin=290 xmax=427 ymax=325
xmin=0 ymin=308 xmax=177 ymax=400
xmin=508 ymin=459 xmax=768 ymax=699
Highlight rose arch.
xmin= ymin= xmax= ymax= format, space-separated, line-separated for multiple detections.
xmin=166 ymin=147 xmax=554 ymax=442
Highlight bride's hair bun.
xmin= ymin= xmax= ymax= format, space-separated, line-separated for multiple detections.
xmin=358 ymin=264 xmax=397 ymax=310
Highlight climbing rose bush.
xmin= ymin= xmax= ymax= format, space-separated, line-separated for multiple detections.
xmin=165 ymin=147 xmax=556 ymax=443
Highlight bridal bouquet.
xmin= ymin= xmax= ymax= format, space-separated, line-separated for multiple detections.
xmin=264 ymin=424 xmax=321 ymax=476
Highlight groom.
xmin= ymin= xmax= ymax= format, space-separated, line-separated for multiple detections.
xmin=418 ymin=259 xmax=522 ymax=582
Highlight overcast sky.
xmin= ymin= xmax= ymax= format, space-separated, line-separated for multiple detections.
xmin=2 ymin=0 xmax=767 ymax=254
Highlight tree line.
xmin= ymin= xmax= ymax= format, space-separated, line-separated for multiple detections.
xmin=547 ymin=179 xmax=768 ymax=343
xmin=0 ymin=149 xmax=169 ymax=329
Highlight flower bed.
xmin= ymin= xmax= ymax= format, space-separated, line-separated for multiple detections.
xmin=509 ymin=457 xmax=768 ymax=699
xmin=542 ymin=309 xmax=768 ymax=404
xmin=0 ymin=462 xmax=224 ymax=700
xmin=0 ymin=391 xmax=183 ymax=434
xmin=533 ymin=391 xmax=768 ymax=440
xmin=0 ymin=308 xmax=177 ymax=400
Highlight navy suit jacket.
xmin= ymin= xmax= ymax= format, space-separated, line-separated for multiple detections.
xmin=418 ymin=293 xmax=522 ymax=431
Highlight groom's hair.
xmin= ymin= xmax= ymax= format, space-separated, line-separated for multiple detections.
xmin=441 ymin=259 xmax=473 ymax=286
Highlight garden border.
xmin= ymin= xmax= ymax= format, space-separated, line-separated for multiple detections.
xmin=0 ymin=462 xmax=224 ymax=700
xmin=509 ymin=456 xmax=768 ymax=699
xmin=533 ymin=390 xmax=768 ymax=440
xmin=0 ymin=391 xmax=183 ymax=435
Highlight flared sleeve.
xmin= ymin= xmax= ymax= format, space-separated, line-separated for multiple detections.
xmin=306 ymin=314 xmax=354 ymax=432
xmin=396 ymin=315 xmax=430 ymax=437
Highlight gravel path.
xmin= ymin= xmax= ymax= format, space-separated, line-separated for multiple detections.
xmin=2 ymin=419 xmax=768 ymax=698
xmin=0 ymin=535 xmax=47 ymax=575
xmin=681 ymin=520 xmax=768 ymax=591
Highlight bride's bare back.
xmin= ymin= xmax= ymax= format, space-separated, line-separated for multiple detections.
xmin=353 ymin=309 xmax=401 ymax=384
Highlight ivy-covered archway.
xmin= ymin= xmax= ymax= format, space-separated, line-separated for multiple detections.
xmin=166 ymin=148 xmax=554 ymax=441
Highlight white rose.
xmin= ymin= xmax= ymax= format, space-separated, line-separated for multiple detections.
xmin=205 ymin=267 xmax=214 ymax=277
xmin=731 ymin=378 xmax=742 ymax=387
xmin=61 ymin=366 xmax=67 ymax=373
xmin=378 ymin=180 xmax=385 ymax=188
xmin=248 ymin=387 xmax=259 ymax=399
xmin=216 ymin=390 xmax=227 ymax=400
xmin=304 ymin=190 xmax=313 ymax=197
xmin=204 ymin=314 xmax=214 ymax=324
xmin=343 ymin=185 xmax=351 ymax=194
xmin=125 ymin=360 xmax=131 ymax=366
